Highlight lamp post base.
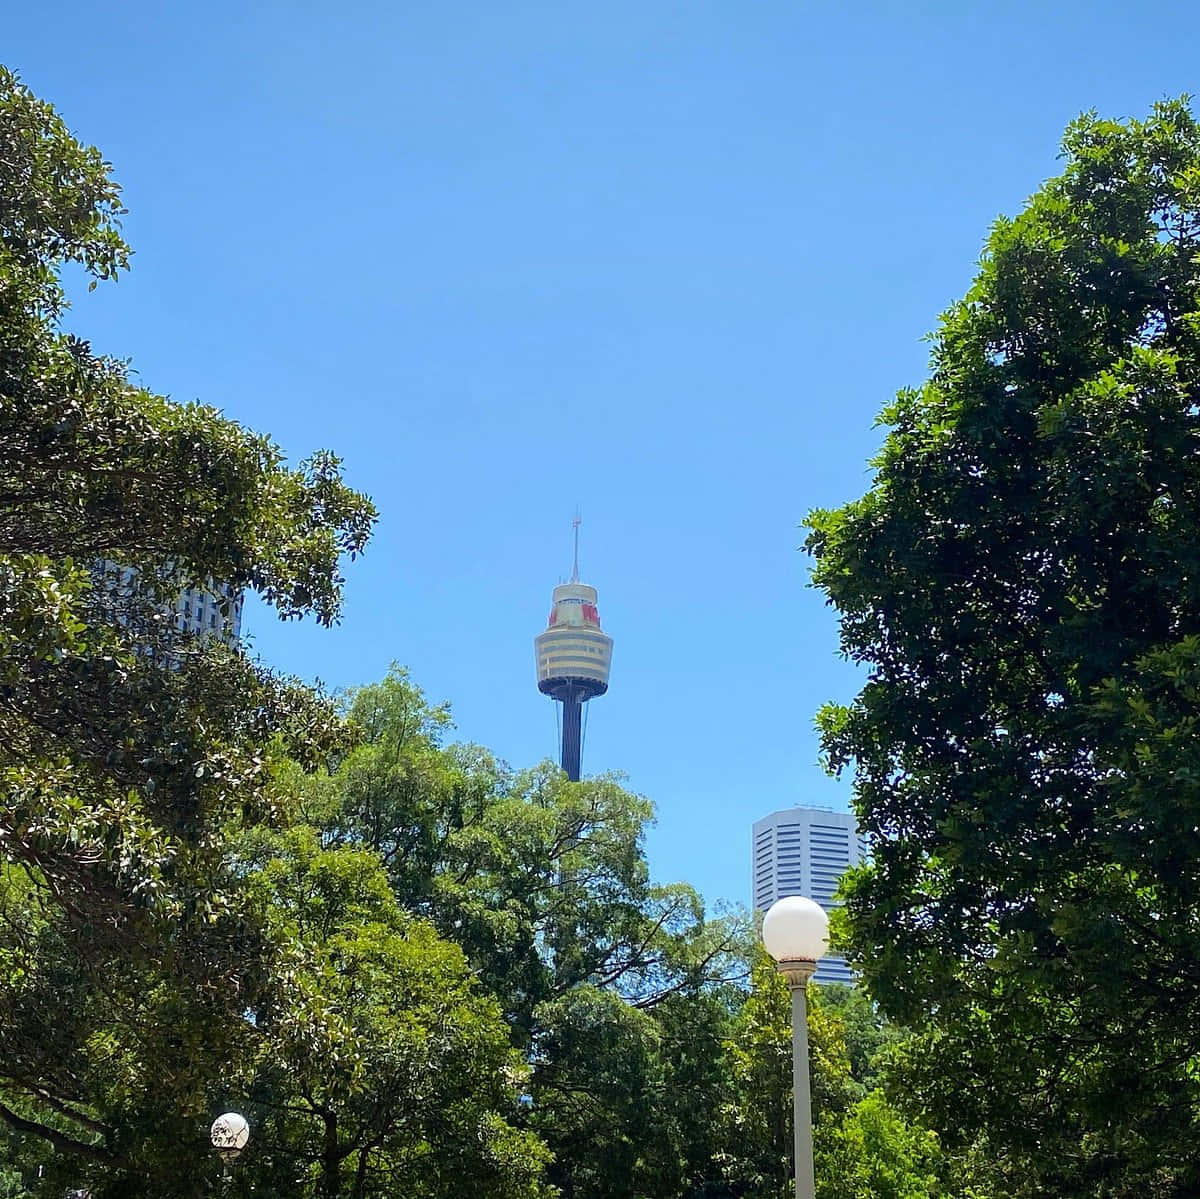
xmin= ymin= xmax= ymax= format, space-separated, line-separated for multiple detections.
xmin=775 ymin=958 xmax=817 ymax=990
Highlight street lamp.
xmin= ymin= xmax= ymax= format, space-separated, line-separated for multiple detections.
xmin=761 ymin=896 xmax=829 ymax=1199
xmin=210 ymin=1111 xmax=250 ymax=1171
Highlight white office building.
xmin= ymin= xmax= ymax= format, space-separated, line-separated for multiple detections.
xmin=95 ymin=562 xmax=243 ymax=649
xmin=173 ymin=578 xmax=243 ymax=643
xmin=752 ymin=806 xmax=866 ymax=985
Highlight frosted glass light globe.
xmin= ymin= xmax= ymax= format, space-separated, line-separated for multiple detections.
xmin=210 ymin=1112 xmax=250 ymax=1160
xmin=761 ymin=896 xmax=829 ymax=963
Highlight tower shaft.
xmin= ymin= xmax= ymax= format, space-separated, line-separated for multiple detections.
xmin=561 ymin=696 xmax=582 ymax=781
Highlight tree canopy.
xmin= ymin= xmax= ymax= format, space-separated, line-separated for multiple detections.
xmin=298 ymin=670 xmax=966 ymax=1199
xmin=0 ymin=66 xmax=542 ymax=1199
xmin=807 ymin=98 xmax=1200 ymax=1197
xmin=309 ymin=669 xmax=752 ymax=1199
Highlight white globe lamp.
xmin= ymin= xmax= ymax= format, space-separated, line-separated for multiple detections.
xmin=210 ymin=1111 xmax=250 ymax=1165
xmin=762 ymin=895 xmax=829 ymax=978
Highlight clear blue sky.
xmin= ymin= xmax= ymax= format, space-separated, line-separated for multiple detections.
xmin=9 ymin=1 xmax=1199 ymax=910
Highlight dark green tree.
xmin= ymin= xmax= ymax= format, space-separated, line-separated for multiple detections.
xmin=0 ymin=65 xmax=547 ymax=1199
xmin=0 ymin=64 xmax=525 ymax=1197
xmin=238 ymin=828 xmax=551 ymax=1199
xmin=813 ymin=984 xmax=901 ymax=1093
xmin=312 ymin=669 xmax=751 ymax=1199
xmin=807 ymin=98 xmax=1200 ymax=1197
xmin=0 ymin=58 xmax=376 ymax=937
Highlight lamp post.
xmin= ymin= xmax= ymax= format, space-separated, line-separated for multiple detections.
xmin=761 ymin=896 xmax=829 ymax=1199
xmin=210 ymin=1111 xmax=250 ymax=1180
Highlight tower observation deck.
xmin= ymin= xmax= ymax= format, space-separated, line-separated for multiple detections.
xmin=534 ymin=519 xmax=612 ymax=781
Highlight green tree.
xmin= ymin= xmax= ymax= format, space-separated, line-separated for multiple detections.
xmin=807 ymin=98 xmax=1200 ymax=1196
xmin=313 ymin=669 xmax=751 ymax=1199
xmin=0 ymin=63 xmax=422 ymax=1194
xmin=712 ymin=950 xmax=961 ymax=1199
xmin=814 ymin=984 xmax=901 ymax=1092
xmin=0 ymin=65 xmax=548 ymax=1198
xmin=0 ymin=59 xmax=375 ymax=935
xmin=819 ymin=1093 xmax=944 ymax=1199
xmin=238 ymin=828 xmax=551 ymax=1199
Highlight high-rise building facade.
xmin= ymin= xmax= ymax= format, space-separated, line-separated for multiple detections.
xmin=172 ymin=578 xmax=243 ymax=643
xmin=751 ymin=806 xmax=866 ymax=985
xmin=96 ymin=562 xmax=243 ymax=649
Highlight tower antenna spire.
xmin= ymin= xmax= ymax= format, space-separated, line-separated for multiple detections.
xmin=571 ymin=509 xmax=581 ymax=583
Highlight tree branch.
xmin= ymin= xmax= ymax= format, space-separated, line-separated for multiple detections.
xmin=0 ymin=1097 xmax=126 ymax=1167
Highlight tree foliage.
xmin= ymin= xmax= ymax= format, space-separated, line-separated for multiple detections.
xmin=238 ymin=828 xmax=551 ymax=1199
xmin=807 ymin=98 xmax=1200 ymax=1196
xmin=310 ymin=669 xmax=752 ymax=1199
xmin=0 ymin=67 xmax=543 ymax=1199
xmin=309 ymin=672 xmax=966 ymax=1199
xmin=0 ymin=59 xmax=376 ymax=929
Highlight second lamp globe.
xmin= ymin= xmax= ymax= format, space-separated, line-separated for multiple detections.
xmin=761 ymin=895 xmax=830 ymax=965
xmin=210 ymin=1112 xmax=250 ymax=1165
